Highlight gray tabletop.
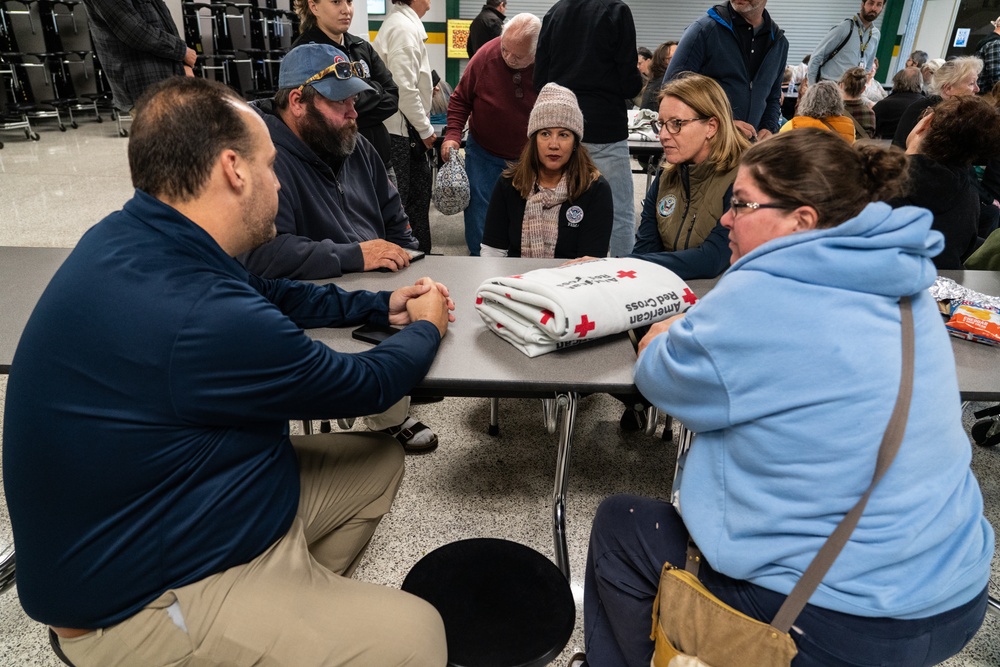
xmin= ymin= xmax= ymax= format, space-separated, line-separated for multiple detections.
xmin=0 ymin=246 xmax=72 ymax=374
xmin=1 ymin=248 xmax=998 ymax=401
xmin=940 ymin=270 xmax=1000 ymax=400
xmin=313 ymin=256 xmax=715 ymax=398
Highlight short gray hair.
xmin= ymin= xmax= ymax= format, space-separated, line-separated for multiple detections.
xmin=797 ymin=80 xmax=846 ymax=118
xmin=929 ymin=56 xmax=983 ymax=95
xmin=891 ymin=67 xmax=923 ymax=94
xmin=502 ymin=13 xmax=542 ymax=55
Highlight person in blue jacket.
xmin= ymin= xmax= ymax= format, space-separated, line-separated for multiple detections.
xmin=579 ymin=129 xmax=993 ymax=666
xmin=3 ymin=76 xmax=454 ymax=666
xmin=665 ymin=1 xmax=788 ymax=142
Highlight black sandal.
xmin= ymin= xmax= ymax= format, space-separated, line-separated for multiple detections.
xmin=381 ymin=419 xmax=439 ymax=453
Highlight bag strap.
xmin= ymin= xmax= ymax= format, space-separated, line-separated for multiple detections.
xmin=770 ymin=296 xmax=914 ymax=632
xmin=817 ymin=117 xmax=839 ymax=134
xmin=817 ymin=18 xmax=855 ymax=80
xmin=848 ymin=113 xmax=868 ymax=141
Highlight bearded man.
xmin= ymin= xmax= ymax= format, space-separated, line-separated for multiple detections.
xmin=243 ymin=42 xmax=419 ymax=280
xmin=242 ymin=43 xmax=440 ymax=453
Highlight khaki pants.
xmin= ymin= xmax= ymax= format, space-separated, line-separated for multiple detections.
xmin=363 ymin=396 xmax=410 ymax=431
xmin=59 ymin=433 xmax=446 ymax=667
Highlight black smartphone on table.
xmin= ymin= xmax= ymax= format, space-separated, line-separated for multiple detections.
xmin=352 ymin=323 xmax=401 ymax=344
xmin=375 ymin=248 xmax=425 ymax=272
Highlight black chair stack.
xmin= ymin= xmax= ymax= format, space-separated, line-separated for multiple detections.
xmin=32 ymin=0 xmax=102 ymax=128
xmin=1 ymin=0 xmax=49 ymax=143
xmin=182 ymin=0 xmax=295 ymax=100
xmin=0 ymin=0 xmax=111 ymax=142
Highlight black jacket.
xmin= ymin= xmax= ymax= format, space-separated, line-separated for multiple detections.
xmin=872 ymin=90 xmax=925 ymax=140
xmin=482 ymin=175 xmax=613 ymax=258
xmin=293 ymin=27 xmax=399 ymax=167
xmin=467 ymin=5 xmax=504 ymax=58
xmin=890 ymin=154 xmax=981 ymax=270
xmin=534 ymin=0 xmax=643 ymax=143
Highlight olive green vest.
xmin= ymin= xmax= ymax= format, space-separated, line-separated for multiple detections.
xmin=655 ymin=160 xmax=739 ymax=252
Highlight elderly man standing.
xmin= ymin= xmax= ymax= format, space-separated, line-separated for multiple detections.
xmin=4 ymin=75 xmax=452 ymax=667
xmin=534 ymin=0 xmax=643 ymax=257
xmin=809 ymin=0 xmax=885 ymax=84
xmin=441 ymin=13 xmax=541 ymax=256
xmin=242 ymin=43 xmax=440 ymax=453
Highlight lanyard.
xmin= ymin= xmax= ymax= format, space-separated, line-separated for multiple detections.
xmin=854 ymin=15 xmax=873 ymax=59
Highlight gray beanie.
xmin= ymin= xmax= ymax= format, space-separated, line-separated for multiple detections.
xmin=527 ymin=83 xmax=585 ymax=140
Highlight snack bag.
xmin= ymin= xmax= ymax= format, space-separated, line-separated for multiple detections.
xmin=946 ymin=299 xmax=1000 ymax=346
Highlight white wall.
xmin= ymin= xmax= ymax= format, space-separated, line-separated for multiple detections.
xmin=913 ymin=0 xmax=961 ymax=60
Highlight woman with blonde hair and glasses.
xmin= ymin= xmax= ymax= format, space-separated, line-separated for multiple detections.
xmin=629 ymin=72 xmax=750 ymax=279
xmin=579 ymin=128 xmax=992 ymax=667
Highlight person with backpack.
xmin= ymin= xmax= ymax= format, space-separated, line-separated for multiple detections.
xmin=808 ymin=0 xmax=884 ymax=84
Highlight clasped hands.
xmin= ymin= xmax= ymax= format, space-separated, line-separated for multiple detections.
xmin=388 ymin=277 xmax=456 ymax=339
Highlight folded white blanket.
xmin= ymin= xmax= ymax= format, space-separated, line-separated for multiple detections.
xmin=475 ymin=258 xmax=697 ymax=357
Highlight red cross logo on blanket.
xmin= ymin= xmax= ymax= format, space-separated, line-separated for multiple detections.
xmin=540 ymin=309 xmax=554 ymax=325
xmin=617 ymin=270 xmax=637 ymax=279
xmin=682 ymin=288 xmax=698 ymax=305
xmin=574 ymin=315 xmax=596 ymax=338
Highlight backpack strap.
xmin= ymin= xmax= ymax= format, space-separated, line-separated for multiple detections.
xmin=817 ymin=18 xmax=855 ymax=81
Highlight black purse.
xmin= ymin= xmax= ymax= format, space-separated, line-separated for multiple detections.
xmin=405 ymin=119 xmax=432 ymax=160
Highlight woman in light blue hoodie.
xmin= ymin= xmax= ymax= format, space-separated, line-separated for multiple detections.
xmin=579 ymin=129 xmax=993 ymax=667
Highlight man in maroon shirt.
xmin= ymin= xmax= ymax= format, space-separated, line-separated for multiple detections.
xmin=441 ymin=13 xmax=541 ymax=255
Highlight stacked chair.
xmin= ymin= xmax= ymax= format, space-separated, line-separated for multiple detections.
xmin=0 ymin=0 xmax=110 ymax=144
xmin=182 ymin=0 xmax=296 ymax=100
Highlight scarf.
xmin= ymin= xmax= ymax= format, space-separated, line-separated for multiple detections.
xmin=521 ymin=174 xmax=569 ymax=258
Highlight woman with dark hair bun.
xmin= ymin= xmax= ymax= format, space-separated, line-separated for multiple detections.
xmin=580 ymin=128 xmax=993 ymax=666
xmin=839 ymin=66 xmax=875 ymax=138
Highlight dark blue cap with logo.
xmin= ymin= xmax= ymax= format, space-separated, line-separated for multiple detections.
xmin=278 ymin=43 xmax=373 ymax=101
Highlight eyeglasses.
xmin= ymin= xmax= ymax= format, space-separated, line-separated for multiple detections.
xmin=650 ymin=117 xmax=708 ymax=135
xmin=513 ymin=71 xmax=523 ymax=99
xmin=297 ymin=60 xmax=371 ymax=92
xmin=729 ymin=197 xmax=794 ymax=218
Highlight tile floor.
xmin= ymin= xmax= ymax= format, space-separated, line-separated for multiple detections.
xmin=1 ymin=118 xmax=999 ymax=666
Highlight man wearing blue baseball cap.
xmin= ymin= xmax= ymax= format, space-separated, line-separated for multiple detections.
xmin=243 ymin=42 xmax=419 ymax=279
xmin=242 ymin=42 xmax=441 ymax=453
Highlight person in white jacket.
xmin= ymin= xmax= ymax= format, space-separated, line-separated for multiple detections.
xmin=374 ymin=0 xmax=436 ymax=253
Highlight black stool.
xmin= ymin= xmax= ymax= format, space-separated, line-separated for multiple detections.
xmin=401 ymin=538 xmax=575 ymax=667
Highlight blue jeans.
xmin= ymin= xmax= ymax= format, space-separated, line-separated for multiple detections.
xmin=585 ymin=140 xmax=635 ymax=257
xmin=584 ymin=494 xmax=988 ymax=667
xmin=463 ymin=134 xmax=509 ymax=256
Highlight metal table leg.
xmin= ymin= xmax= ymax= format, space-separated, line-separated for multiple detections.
xmin=551 ymin=391 xmax=579 ymax=579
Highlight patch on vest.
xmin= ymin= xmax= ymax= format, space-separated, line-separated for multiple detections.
xmin=658 ymin=194 xmax=677 ymax=218
xmin=566 ymin=205 xmax=584 ymax=227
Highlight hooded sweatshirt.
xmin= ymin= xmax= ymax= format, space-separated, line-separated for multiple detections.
xmin=240 ymin=100 xmax=418 ymax=279
xmin=635 ymin=202 xmax=993 ymax=619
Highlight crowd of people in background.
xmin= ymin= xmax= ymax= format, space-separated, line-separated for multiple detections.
xmin=10 ymin=0 xmax=1000 ymax=666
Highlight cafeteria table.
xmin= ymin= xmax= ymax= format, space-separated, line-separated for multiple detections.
xmin=3 ymin=248 xmax=1000 ymax=580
